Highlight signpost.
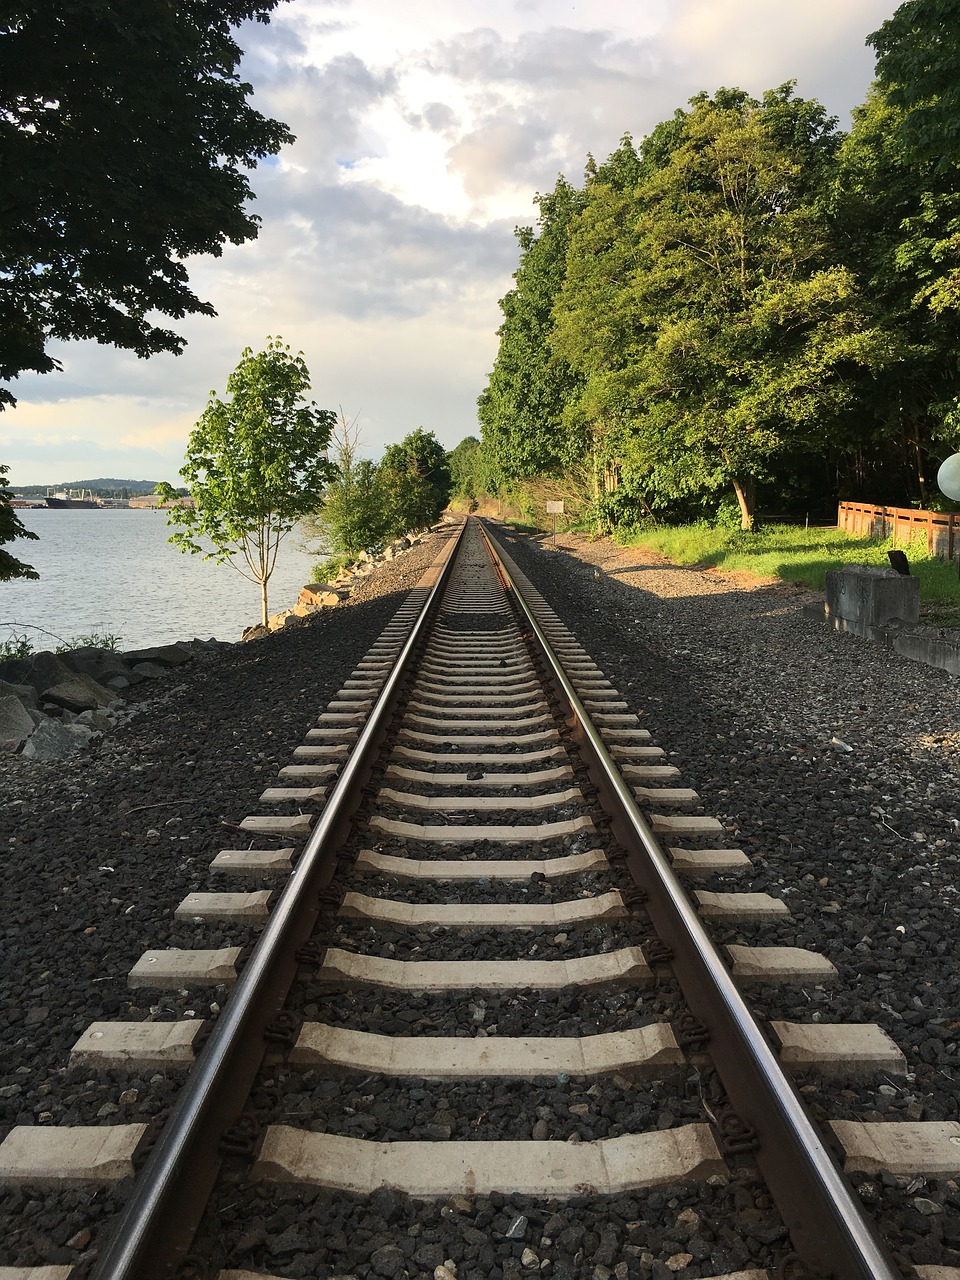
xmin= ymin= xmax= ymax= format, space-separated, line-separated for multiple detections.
xmin=546 ymin=500 xmax=563 ymax=544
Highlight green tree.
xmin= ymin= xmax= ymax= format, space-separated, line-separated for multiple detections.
xmin=555 ymin=86 xmax=891 ymax=528
xmin=478 ymin=175 xmax=586 ymax=481
xmin=379 ymin=429 xmax=452 ymax=534
xmin=0 ymin=466 xmax=38 ymax=581
xmin=447 ymin=436 xmax=481 ymax=504
xmin=831 ymin=85 xmax=960 ymax=503
xmin=869 ymin=0 xmax=960 ymax=166
xmin=0 ymin=0 xmax=293 ymax=408
xmin=159 ymin=338 xmax=335 ymax=626
xmin=309 ymin=412 xmax=390 ymax=560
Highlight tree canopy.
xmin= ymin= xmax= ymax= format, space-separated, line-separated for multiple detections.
xmin=0 ymin=0 xmax=293 ymax=409
xmin=159 ymin=338 xmax=335 ymax=626
xmin=869 ymin=0 xmax=960 ymax=166
xmin=479 ymin=40 xmax=960 ymax=529
xmin=379 ymin=429 xmax=452 ymax=533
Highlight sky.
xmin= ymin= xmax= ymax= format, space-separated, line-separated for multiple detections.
xmin=2 ymin=0 xmax=899 ymax=488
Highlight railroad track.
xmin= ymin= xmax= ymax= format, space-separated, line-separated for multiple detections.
xmin=0 ymin=516 xmax=955 ymax=1280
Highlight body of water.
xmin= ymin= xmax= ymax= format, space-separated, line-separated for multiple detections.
xmin=2 ymin=509 xmax=325 ymax=651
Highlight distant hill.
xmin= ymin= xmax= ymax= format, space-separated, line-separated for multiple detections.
xmin=16 ymin=478 xmax=164 ymax=496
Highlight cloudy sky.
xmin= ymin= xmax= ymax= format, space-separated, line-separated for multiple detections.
xmin=3 ymin=0 xmax=898 ymax=488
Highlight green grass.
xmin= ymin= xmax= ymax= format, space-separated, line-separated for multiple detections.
xmin=616 ymin=523 xmax=960 ymax=625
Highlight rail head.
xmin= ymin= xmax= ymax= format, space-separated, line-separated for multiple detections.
xmin=478 ymin=518 xmax=901 ymax=1280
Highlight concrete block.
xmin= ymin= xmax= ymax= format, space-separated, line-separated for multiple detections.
xmin=211 ymin=848 xmax=294 ymax=876
xmin=354 ymin=849 xmax=608 ymax=880
xmin=832 ymin=1120 xmax=960 ymax=1175
xmin=0 ymin=1124 xmax=147 ymax=1186
xmin=727 ymin=945 xmax=838 ymax=985
xmin=339 ymin=889 xmax=625 ymax=927
xmin=291 ymin=1022 xmax=682 ymax=1078
xmin=175 ymin=891 xmax=272 ymax=923
xmin=71 ymin=1019 xmax=202 ymax=1068
xmin=771 ymin=1021 xmax=907 ymax=1078
xmin=252 ymin=1123 xmax=724 ymax=1196
xmin=825 ymin=564 xmax=919 ymax=635
xmin=128 ymin=946 xmax=242 ymax=989
xmin=318 ymin=945 xmax=652 ymax=991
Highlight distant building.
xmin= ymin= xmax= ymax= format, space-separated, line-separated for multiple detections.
xmin=128 ymin=494 xmax=195 ymax=509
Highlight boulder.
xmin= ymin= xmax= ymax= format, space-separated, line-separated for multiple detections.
xmin=132 ymin=661 xmax=168 ymax=679
xmin=0 ymin=678 xmax=38 ymax=710
xmin=1 ymin=650 xmax=75 ymax=697
xmin=241 ymin=623 xmax=270 ymax=642
xmin=297 ymin=584 xmax=343 ymax=608
xmin=121 ymin=642 xmax=194 ymax=667
xmin=41 ymin=672 xmax=121 ymax=713
xmin=0 ymin=694 xmax=35 ymax=750
xmin=59 ymin=646 xmax=131 ymax=682
xmin=22 ymin=718 xmax=92 ymax=760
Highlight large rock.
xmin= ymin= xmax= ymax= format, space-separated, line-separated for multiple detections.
xmin=0 ymin=678 xmax=38 ymax=710
xmin=22 ymin=718 xmax=92 ymax=760
xmin=59 ymin=646 xmax=131 ymax=682
xmin=0 ymin=650 xmax=75 ymax=696
xmin=297 ymin=584 xmax=344 ymax=608
xmin=121 ymin=642 xmax=195 ymax=667
xmin=0 ymin=694 xmax=35 ymax=750
xmin=42 ymin=672 xmax=121 ymax=713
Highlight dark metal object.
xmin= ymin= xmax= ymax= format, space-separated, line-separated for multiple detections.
xmin=479 ymin=520 xmax=901 ymax=1280
xmin=887 ymin=549 xmax=911 ymax=575
xmin=89 ymin=522 xmax=467 ymax=1280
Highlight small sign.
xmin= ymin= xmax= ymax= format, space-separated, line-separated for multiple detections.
xmin=546 ymin=500 xmax=564 ymax=514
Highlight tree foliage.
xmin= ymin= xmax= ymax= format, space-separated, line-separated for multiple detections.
xmin=869 ymin=0 xmax=960 ymax=166
xmin=480 ymin=65 xmax=960 ymax=528
xmin=309 ymin=413 xmax=390 ymax=561
xmin=0 ymin=466 xmax=38 ymax=582
xmin=478 ymin=176 xmax=586 ymax=482
xmin=379 ymin=429 xmax=452 ymax=533
xmin=158 ymin=338 xmax=335 ymax=626
xmin=0 ymin=0 xmax=293 ymax=408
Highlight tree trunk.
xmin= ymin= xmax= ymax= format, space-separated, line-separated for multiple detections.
xmin=732 ymin=476 xmax=756 ymax=531
xmin=260 ymin=577 xmax=269 ymax=627
xmin=911 ymin=424 xmax=928 ymax=506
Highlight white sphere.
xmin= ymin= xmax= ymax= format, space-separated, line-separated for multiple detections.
xmin=937 ymin=452 xmax=960 ymax=500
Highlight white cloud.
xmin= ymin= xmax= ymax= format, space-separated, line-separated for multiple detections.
xmin=3 ymin=0 xmax=897 ymax=486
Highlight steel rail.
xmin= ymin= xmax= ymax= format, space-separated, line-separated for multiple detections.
xmin=479 ymin=520 xmax=901 ymax=1280
xmin=89 ymin=520 xmax=467 ymax=1280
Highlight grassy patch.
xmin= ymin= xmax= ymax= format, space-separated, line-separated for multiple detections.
xmin=616 ymin=522 xmax=960 ymax=617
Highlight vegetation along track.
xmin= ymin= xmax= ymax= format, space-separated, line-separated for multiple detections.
xmin=0 ymin=517 xmax=951 ymax=1280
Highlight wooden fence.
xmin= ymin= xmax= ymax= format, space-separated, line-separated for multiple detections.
xmin=838 ymin=501 xmax=959 ymax=561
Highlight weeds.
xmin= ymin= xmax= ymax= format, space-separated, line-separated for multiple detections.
xmin=0 ymin=624 xmax=123 ymax=660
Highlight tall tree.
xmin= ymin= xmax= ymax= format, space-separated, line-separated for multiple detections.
xmin=379 ymin=429 xmax=452 ymax=534
xmin=158 ymin=338 xmax=335 ymax=626
xmin=478 ymin=175 xmax=586 ymax=481
xmin=831 ymin=86 xmax=960 ymax=503
xmin=869 ymin=0 xmax=960 ymax=166
xmin=555 ymin=86 xmax=891 ymax=528
xmin=0 ymin=1 xmax=293 ymax=409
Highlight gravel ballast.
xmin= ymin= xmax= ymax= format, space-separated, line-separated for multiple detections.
xmin=2 ymin=515 xmax=959 ymax=1276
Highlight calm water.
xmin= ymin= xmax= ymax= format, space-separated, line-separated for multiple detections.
xmin=2 ymin=509 xmax=325 ymax=651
